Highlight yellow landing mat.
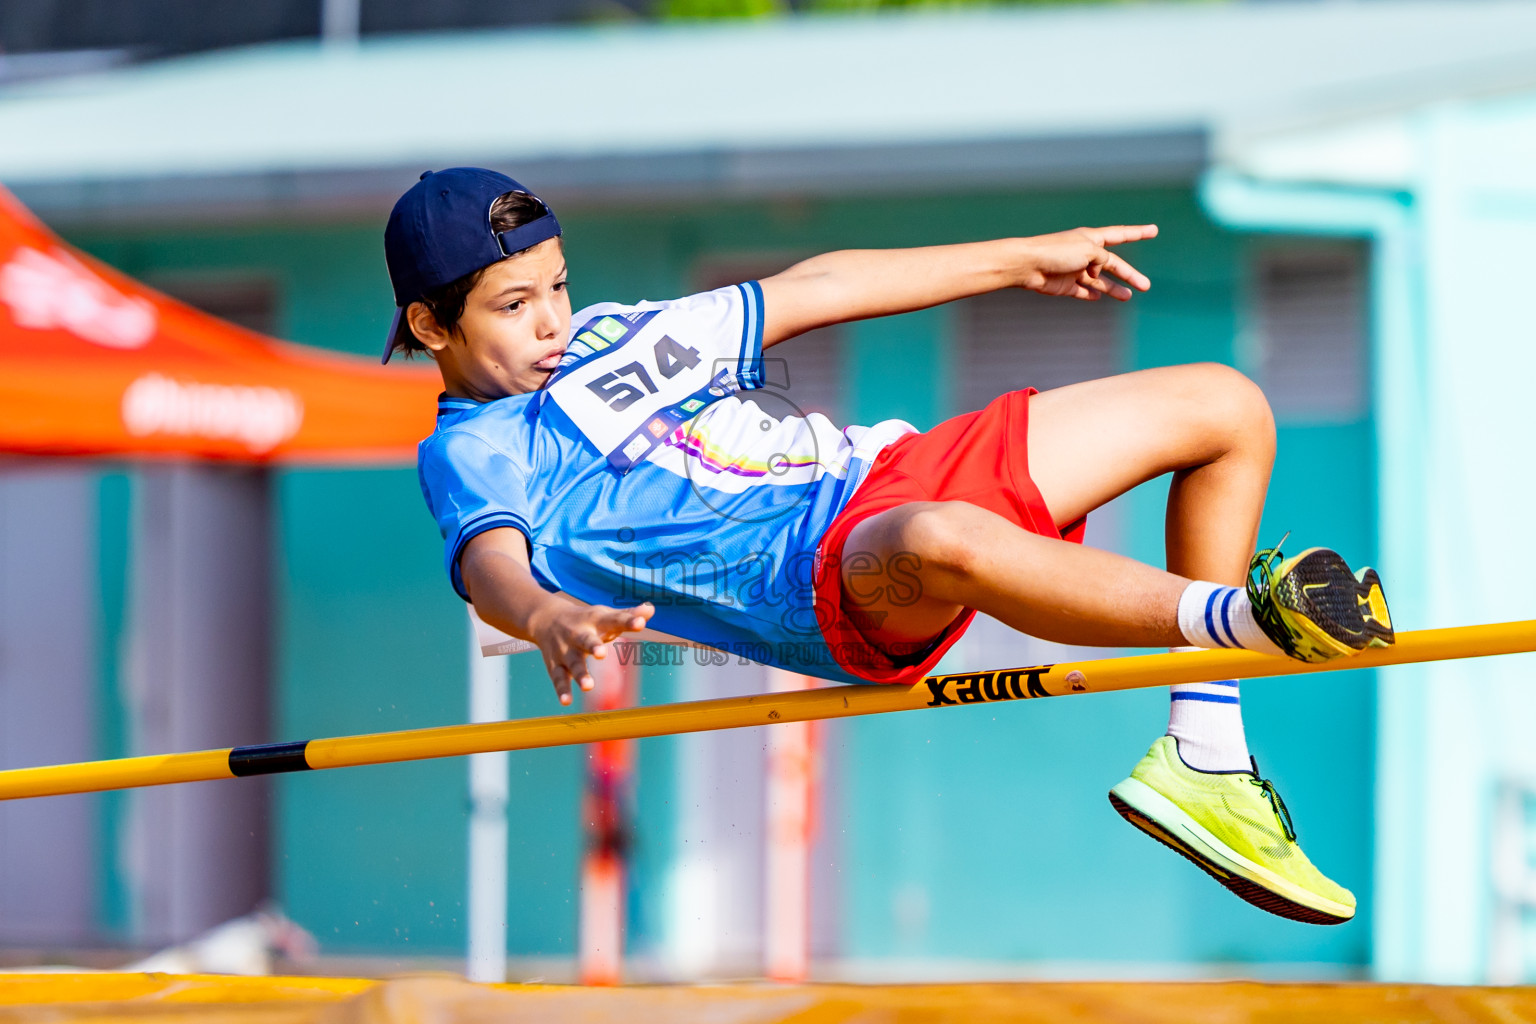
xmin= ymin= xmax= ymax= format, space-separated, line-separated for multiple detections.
xmin=3 ymin=973 xmax=1536 ymax=1023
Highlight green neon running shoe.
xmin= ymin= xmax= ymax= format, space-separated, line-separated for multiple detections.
xmin=1248 ymin=540 xmax=1395 ymax=663
xmin=1109 ymin=737 xmax=1356 ymax=925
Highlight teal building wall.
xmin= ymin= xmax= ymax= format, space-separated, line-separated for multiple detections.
xmin=66 ymin=182 xmax=1376 ymax=970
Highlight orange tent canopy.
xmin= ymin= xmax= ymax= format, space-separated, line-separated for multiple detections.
xmin=0 ymin=187 xmax=440 ymax=463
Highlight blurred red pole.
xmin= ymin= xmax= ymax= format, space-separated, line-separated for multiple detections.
xmin=578 ymin=649 xmax=636 ymax=986
xmin=764 ymin=669 xmax=820 ymax=983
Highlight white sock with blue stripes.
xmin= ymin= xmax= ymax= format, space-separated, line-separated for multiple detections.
xmin=1175 ymin=580 xmax=1283 ymax=657
xmin=1169 ymin=581 xmax=1279 ymax=772
xmin=1167 ymin=648 xmax=1250 ymax=772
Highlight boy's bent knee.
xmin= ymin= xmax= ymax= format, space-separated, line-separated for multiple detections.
xmin=885 ymin=502 xmax=987 ymax=579
xmin=1177 ymin=363 xmax=1275 ymax=457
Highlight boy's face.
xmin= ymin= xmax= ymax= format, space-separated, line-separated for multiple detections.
xmin=412 ymin=237 xmax=571 ymax=400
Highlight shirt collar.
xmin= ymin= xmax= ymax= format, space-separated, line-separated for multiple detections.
xmin=435 ymin=391 xmax=544 ymax=427
xmin=436 ymin=393 xmax=482 ymax=416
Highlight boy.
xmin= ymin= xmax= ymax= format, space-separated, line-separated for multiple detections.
xmin=388 ymin=167 xmax=1393 ymax=927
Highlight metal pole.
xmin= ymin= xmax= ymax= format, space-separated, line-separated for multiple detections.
xmin=465 ymin=610 xmax=509 ymax=984
xmin=0 ymin=620 xmax=1532 ymax=803
xmin=764 ymin=670 xmax=817 ymax=982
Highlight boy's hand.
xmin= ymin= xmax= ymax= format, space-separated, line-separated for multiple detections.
xmin=528 ymin=600 xmax=655 ymax=706
xmin=1015 ymin=225 xmax=1157 ymax=302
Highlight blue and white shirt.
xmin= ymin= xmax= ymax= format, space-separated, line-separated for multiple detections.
xmin=417 ymin=283 xmax=915 ymax=683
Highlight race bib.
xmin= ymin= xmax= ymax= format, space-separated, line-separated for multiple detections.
xmin=546 ymin=305 xmax=750 ymax=473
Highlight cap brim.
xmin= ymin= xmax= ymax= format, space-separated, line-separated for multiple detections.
xmin=382 ymin=306 xmax=411 ymax=364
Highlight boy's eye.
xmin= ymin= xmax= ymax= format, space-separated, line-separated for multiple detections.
xmin=554 ymin=280 xmax=568 ymax=292
xmin=503 ymin=300 xmax=524 ymax=313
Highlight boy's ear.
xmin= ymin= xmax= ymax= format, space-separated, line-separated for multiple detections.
xmin=406 ymin=302 xmax=451 ymax=352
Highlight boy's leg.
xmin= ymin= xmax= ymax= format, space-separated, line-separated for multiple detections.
xmin=1030 ymin=362 xmax=1269 ymax=773
xmin=842 ymin=364 xmax=1274 ymax=654
xmin=1032 ymin=366 xmax=1362 ymax=924
xmin=845 ymin=508 xmax=1188 ymax=648
xmin=1027 ymin=362 xmax=1271 ymax=589
xmin=840 ymin=364 xmax=1372 ymax=924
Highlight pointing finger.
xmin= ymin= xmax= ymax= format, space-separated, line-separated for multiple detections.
xmin=1093 ymin=224 xmax=1159 ymax=247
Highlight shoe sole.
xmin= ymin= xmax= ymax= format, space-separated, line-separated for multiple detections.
xmin=1355 ymin=567 xmax=1395 ymax=648
xmin=1273 ymin=549 xmax=1387 ymax=661
xmin=1108 ymin=777 xmax=1354 ymax=926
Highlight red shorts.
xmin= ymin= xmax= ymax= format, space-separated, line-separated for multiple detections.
xmin=812 ymin=388 xmax=1086 ymax=685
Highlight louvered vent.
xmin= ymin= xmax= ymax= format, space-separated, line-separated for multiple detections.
xmin=1253 ymin=248 xmax=1368 ymax=423
xmin=774 ymin=325 xmax=846 ymax=424
xmin=955 ymin=290 xmax=1123 ymax=413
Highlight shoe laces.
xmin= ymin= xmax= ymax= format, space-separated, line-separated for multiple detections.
xmin=1248 ymin=756 xmax=1297 ymax=843
xmin=1246 ymin=532 xmax=1301 ymax=653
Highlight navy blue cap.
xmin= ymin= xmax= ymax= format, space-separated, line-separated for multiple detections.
xmin=381 ymin=167 xmax=562 ymax=364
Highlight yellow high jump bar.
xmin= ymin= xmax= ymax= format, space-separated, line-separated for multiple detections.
xmin=2 ymin=620 xmax=1532 ymax=803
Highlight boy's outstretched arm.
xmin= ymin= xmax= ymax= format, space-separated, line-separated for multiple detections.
xmin=757 ymin=225 xmax=1157 ymax=348
xmin=460 ymin=527 xmax=653 ymax=705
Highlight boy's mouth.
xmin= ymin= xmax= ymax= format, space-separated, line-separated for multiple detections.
xmin=533 ymin=348 xmax=565 ymax=372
